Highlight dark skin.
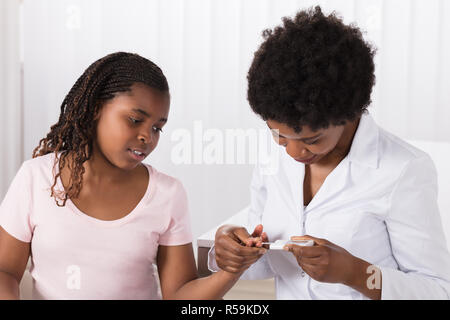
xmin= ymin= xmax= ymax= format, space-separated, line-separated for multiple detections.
xmin=215 ymin=117 xmax=382 ymax=300
xmin=0 ymin=83 xmax=241 ymax=299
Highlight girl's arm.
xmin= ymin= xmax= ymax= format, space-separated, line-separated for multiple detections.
xmin=157 ymin=243 xmax=246 ymax=299
xmin=0 ymin=226 xmax=31 ymax=299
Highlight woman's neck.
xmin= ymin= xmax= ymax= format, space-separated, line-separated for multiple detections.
xmin=317 ymin=117 xmax=361 ymax=168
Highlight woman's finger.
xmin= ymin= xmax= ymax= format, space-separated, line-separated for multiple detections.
xmin=290 ymin=234 xmax=327 ymax=246
xmin=298 ymin=256 xmax=327 ymax=266
xmin=284 ymin=244 xmax=324 ymax=258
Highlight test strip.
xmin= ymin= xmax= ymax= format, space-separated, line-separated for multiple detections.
xmin=261 ymin=239 xmax=314 ymax=250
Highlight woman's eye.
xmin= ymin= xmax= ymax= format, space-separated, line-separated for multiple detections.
xmin=304 ymin=139 xmax=319 ymax=145
xmin=153 ymin=126 xmax=163 ymax=133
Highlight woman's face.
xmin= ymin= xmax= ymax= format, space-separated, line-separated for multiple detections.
xmin=94 ymin=82 xmax=170 ymax=170
xmin=266 ymin=119 xmax=347 ymax=165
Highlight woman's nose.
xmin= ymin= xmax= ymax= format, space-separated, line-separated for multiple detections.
xmin=286 ymin=142 xmax=310 ymax=159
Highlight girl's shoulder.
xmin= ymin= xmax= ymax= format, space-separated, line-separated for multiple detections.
xmin=11 ymin=153 xmax=66 ymax=193
xmin=20 ymin=152 xmax=59 ymax=177
xmin=142 ymin=163 xmax=186 ymax=196
xmin=20 ymin=152 xmax=57 ymax=173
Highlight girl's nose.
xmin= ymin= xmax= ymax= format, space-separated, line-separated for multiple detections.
xmin=138 ymin=132 xmax=150 ymax=144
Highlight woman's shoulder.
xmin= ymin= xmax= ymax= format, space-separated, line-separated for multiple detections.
xmin=377 ymin=127 xmax=433 ymax=170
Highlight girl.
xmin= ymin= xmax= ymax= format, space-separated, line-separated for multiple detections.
xmin=0 ymin=52 xmax=264 ymax=299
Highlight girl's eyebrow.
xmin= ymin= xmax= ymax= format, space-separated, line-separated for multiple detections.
xmin=132 ymin=108 xmax=167 ymax=123
xmin=132 ymin=108 xmax=150 ymax=117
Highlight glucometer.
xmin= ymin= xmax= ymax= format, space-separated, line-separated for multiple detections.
xmin=261 ymin=239 xmax=314 ymax=250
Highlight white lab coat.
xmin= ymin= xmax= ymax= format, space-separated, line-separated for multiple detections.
xmin=208 ymin=112 xmax=450 ymax=299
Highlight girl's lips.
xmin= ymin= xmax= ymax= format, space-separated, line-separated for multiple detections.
xmin=294 ymin=155 xmax=317 ymax=164
xmin=127 ymin=149 xmax=146 ymax=161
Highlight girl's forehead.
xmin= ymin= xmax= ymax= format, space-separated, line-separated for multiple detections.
xmin=102 ymin=85 xmax=170 ymax=116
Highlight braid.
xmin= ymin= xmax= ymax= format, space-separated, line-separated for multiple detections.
xmin=32 ymin=52 xmax=169 ymax=207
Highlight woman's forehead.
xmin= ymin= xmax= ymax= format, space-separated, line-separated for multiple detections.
xmin=266 ymin=119 xmax=326 ymax=139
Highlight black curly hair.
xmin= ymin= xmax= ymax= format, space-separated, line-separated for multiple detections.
xmin=32 ymin=52 xmax=169 ymax=207
xmin=247 ymin=6 xmax=376 ymax=132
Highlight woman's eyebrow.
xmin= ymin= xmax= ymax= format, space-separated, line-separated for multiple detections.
xmin=270 ymin=128 xmax=321 ymax=141
xmin=299 ymin=133 xmax=322 ymax=141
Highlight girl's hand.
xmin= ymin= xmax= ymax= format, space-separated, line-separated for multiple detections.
xmin=283 ymin=235 xmax=359 ymax=285
xmin=214 ymin=224 xmax=268 ymax=274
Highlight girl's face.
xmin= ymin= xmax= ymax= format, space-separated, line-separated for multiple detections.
xmin=94 ymin=82 xmax=170 ymax=171
xmin=266 ymin=119 xmax=348 ymax=165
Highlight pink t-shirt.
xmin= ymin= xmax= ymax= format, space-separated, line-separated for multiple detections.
xmin=0 ymin=152 xmax=192 ymax=299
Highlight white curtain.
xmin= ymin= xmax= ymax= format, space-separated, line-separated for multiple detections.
xmin=4 ymin=0 xmax=450 ymax=240
xmin=0 ymin=0 xmax=22 ymax=200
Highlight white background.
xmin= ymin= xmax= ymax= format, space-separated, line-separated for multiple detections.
xmin=1 ymin=0 xmax=450 ymax=246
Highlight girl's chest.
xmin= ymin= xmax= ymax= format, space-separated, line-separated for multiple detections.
xmin=71 ymin=190 xmax=143 ymax=221
xmin=70 ymin=177 xmax=148 ymax=221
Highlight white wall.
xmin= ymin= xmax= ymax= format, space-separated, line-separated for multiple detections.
xmin=0 ymin=0 xmax=22 ymax=199
xmin=8 ymin=0 xmax=450 ymax=243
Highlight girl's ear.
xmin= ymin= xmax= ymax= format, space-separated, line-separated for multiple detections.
xmin=93 ymin=103 xmax=103 ymax=122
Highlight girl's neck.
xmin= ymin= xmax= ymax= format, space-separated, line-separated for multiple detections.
xmin=66 ymin=148 xmax=138 ymax=186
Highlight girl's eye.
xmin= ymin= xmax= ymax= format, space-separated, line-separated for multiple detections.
xmin=129 ymin=117 xmax=142 ymax=124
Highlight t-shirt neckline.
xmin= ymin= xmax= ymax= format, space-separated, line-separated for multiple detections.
xmin=54 ymin=153 xmax=154 ymax=227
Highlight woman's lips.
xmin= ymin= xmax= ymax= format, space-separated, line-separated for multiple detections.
xmin=294 ymin=155 xmax=317 ymax=164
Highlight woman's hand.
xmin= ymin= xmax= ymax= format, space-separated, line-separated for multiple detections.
xmin=283 ymin=235 xmax=359 ymax=285
xmin=214 ymin=224 xmax=268 ymax=274
xmin=284 ymin=235 xmax=382 ymax=299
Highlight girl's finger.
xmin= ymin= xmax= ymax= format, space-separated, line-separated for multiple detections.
xmin=219 ymin=235 xmax=266 ymax=256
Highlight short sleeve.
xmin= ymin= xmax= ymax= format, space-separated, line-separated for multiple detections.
xmin=158 ymin=180 xmax=193 ymax=246
xmin=0 ymin=161 xmax=34 ymax=243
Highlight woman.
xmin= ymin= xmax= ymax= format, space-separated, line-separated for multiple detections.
xmin=208 ymin=7 xmax=450 ymax=299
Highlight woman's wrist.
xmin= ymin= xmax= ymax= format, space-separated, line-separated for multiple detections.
xmin=343 ymin=256 xmax=368 ymax=287
xmin=343 ymin=256 xmax=382 ymax=300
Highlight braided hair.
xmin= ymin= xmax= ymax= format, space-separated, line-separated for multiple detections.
xmin=32 ymin=52 xmax=169 ymax=207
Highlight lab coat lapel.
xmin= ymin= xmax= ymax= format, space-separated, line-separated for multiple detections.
xmin=304 ymin=157 xmax=350 ymax=212
xmin=283 ymin=152 xmax=305 ymax=217
xmin=305 ymin=111 xmax=379 ymax=212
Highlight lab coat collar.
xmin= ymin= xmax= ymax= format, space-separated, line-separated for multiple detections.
xmin=346 ymin=111 xmax=380 ymax=169
xmin=284 ymin=111 xmax=379 ymax=213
